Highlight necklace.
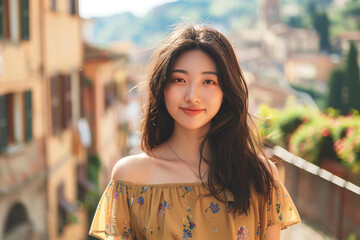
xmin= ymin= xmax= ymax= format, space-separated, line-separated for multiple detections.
xmin=167 ymin=142 xmax=206 ymax=183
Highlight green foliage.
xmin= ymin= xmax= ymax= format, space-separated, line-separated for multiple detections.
xmin=333 ymin=113 xmax=360 ymax=172
xmin=257 ymin=104 xmax=282 ymax=146
xmin=84 ymin=154 xmax=102 ymax=240
xmin=291 ymin=84 xmax=327 ymax=110
xmin=289 ymin=115 xmax=336 ymax=165
xmin=326 ymin=41 xmax=360 ymax=115
xmin=66 ymin=212 xmax=79 ymax=224
xmin=326 ymin=67 xmax=345 ymax=112
xmin=284 ymin=16 xmax=305 ymax=28
xmin=257 ymin=103 xmax=360 ymax=173
xmin=283 ymin=0 xmax=360 ymax=40
xmin=257 ymin=101 xmax=318 ymax=147
xmin=347 ymin=232 xmax=358 ymax=240
xmin=311 ymin=10 xmax=331 ymax=51
xmin=344 ymin=41 xmax=360 ymax=113
xmin=344 ymin=1 xmax=360 ymax=30
xmin=329 ymin=1 xmax=360 ymax=35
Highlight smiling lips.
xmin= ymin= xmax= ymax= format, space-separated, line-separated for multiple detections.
xmin=180 ymin=107 xmax=204 ymax=116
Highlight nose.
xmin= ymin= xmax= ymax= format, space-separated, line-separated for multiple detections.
xmin=185 ymin=81 xmax=200 ymax=103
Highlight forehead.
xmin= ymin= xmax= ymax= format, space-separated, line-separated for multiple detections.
xmin=172 ymin=49 xmax=217 ymax=72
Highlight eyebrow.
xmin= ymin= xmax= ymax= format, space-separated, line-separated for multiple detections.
xmin=172 ymin=69 xmax=218 ymax=76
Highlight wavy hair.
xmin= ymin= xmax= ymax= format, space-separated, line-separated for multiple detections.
xmin=141 ymin=24 xmax=275 ymax=215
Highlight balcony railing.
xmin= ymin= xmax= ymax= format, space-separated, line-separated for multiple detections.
xmin=271 ymin=146 xmax=360 ymax=240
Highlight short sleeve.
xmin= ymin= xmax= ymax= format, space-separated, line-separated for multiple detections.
xmin=89 ymin=180 xmax=134 ymax=240
xmin=266 ymin=180 xmax=301 ymax=230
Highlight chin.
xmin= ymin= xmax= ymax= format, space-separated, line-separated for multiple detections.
xmin=175 ymin=121 xmax=211 ymax=131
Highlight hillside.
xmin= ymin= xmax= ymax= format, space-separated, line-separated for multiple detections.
xmin=90 ymin=0 xmax=258 ymax=47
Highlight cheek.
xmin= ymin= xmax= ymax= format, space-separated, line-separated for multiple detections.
xmin=164 ymin=86 xmax=179 ymax=109
xmin=206 ymin=90 xmax=223 ymax=107
xmin=165 ymin=85 xmax=183 ymax=98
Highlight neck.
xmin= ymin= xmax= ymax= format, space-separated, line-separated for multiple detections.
xmin=167 ymin=122 xmax=210 ymax=165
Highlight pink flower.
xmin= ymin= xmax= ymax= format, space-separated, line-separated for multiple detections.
xmin=346 ymin=127 xmax=355 ymax=137
xmin=322 ymin=128 xmax=330 ymax=137
xmin=237 ymin=226 xmax=249 ymax=240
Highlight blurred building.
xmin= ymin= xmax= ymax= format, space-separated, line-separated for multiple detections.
xmin=0 ymin=1 xmax=45 ymax=239
xmin=0 ymin=0 xmax=88 ymax=240
xmin=262 ymin=24 xmax=320 ymax=65
xmin=83 ymin=43 xmax=128 ymax=188
xmin=284 ymin=53 xmax=341 ymax=90
xmin=257 ymin=0 xmax=320 ymax=65
xmin=258 ymin=0 xmax=281 ymax=29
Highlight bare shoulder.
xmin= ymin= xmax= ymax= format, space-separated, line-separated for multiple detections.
xmin=111 ymin=153 xmax=153 ymax=182
xmin=260 ymin=155 xmax=280 ymax=181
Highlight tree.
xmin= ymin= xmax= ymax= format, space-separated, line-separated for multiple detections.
xmin=326 ymin=68 xmax=346 ymax=112
xmin=345 ymin=41 xmax=360 ymax=113
xmin=312 ymin=11 xmax=331 ymax=52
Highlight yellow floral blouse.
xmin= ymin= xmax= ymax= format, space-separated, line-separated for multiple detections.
xmin=89 ymin=179 xmax=300 ymax=240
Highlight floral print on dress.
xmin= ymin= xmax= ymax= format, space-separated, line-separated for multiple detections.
xmin=115 ymin=191 xmax=119 ymax=200
xmin=157 ymin=201 xmax=170 ymax=219
xmin=267 ymin=197 xmax=272 ymax=211
xmin=276 ymin=202 xmax=281 ymax=214
xmin=256 ymin=221 xmax=261 ymax=236
xmin=140 ymin=186 xmax=149 ymax=194
xmin=237 ymin=226 xmax=249 ymax=240
xmin=182 ymin=186 xmax=192 ymax=198
xmin=206 ymin=202 xmax=220 ymax=214
xmin=137 ymin=196 xmax=144 ymax=205
xmin=121 ymin=228 xmax=132 ymax=239
xmin=119 ymin=181 xmax=124 ymax=194
xmin=182 ymin=215 xmax=196 ymax=240
xmin=90 ymin=180 xmax=301 ymax=240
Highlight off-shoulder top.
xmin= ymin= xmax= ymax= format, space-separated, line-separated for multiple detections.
xmin=89 ymin=179 xmax=301 ymax=240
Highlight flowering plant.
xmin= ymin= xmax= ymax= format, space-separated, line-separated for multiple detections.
xmin=334 ymin=120 xmax=360 ymax=173
xmin=257 ymin=104 xmax=360 ymax=173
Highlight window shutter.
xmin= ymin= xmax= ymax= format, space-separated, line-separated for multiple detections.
xmin=62 ymin=74 xmax=72 ymax=128
xmin=70 ymin=0 xmax=77 ymax=15
xmin=51 ymin=76 xmax=59 ymax=135
xmin=51 ymin=0 xmax=56 ymax=11
xmin=20 ymin=0 xmax=29 ymax=40
xmin=3 ymin=0 xmax=10 ymax=40
xmin=79 ymin=71 xmax=85 ymax=118
xmin=0 ymin=95 xmax=8 ymax=153
xmin=24 ymin=90 xmax=32 ymax=141
xmin=0 ymin=1 xmax=4 ymax=39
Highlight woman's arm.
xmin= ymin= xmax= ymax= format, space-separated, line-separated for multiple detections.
xmin=266 ymin=224 xmax=281 ymax=240
xmin=265 ymin=159 xmax=281 ymax=240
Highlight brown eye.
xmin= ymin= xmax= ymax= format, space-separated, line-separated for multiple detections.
xmin=204 ymin=80 xmax=216 ymax=85
xmin=173 ymin=78 xmax=185 ymax=83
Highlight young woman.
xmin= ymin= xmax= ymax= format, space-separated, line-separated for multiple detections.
xmin=89 ymin=24 xmax=301 ymax=240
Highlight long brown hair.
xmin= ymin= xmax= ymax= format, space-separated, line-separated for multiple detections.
xmin=141 ymin=24 xmax=275 ymax=215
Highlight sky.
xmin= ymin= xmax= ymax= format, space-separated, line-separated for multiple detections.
xmin=79 ymin=0 xmax=176 ymax=18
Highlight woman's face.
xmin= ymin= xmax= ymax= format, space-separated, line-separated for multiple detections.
xmin=164 ymin=49 xmax=223 ymax=131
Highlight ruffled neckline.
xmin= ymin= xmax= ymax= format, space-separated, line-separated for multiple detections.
xmin=109 ymin=179 xmax=281 ymax=190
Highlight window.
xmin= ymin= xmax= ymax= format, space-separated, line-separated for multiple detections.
xmin=0 ymin=0 xmax=11 ymax=39
xmin=0 ymin=91 xmax=33 ymax=154
xmin=76 ymin=163 xmax=94 ymax=201
xmin=51 ymin=0 xmax=56 ymax=11
xmin=50 ymin=74 xmax=72 ymax=135
xmin=104 ymin=81 xmax=117 ymax=110
xmin=9 ymin=0 xmax=20 ymax=41
xmin=70 ymin=0 xmax=77 ymax=15
xmin=79 ymin=71 xmax=86 ymax=118
xmin=0 ymin=0 xmax=29 ymax=41
xmin=4 ymin=203 xmax=31 ymax=240
xmin=20 ymin=0 xmax=29 ymax=40
xmin=57 ymin=182 xmax=77 ymax=236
